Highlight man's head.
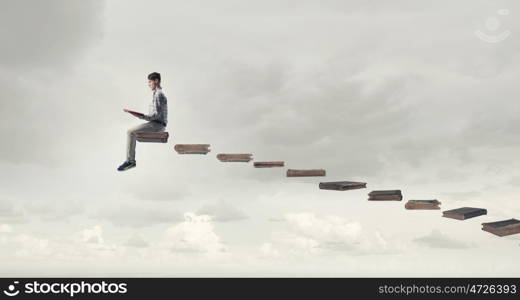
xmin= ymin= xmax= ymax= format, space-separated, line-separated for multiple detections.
xmin=147 ymin=72 xmax=161 ymax=90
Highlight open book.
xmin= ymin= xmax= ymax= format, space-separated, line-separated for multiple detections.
xmin=123 ymin=109 xmax=144 ymax=118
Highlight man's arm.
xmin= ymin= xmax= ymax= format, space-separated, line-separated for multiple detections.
xmin=142 ymin=92 xmax=166 ymax=121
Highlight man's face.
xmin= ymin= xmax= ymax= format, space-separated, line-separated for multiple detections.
xmin=148 ymin=79 xmax=158 ymax=90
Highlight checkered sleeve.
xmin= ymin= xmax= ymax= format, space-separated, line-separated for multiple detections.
xmin=143 ymin=91 xmax=167 ymax=124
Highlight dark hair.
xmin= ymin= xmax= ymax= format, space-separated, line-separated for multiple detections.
xmin=148 ymin=72 xmax=161 ymax=83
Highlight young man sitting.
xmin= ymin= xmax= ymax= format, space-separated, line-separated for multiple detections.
xmin=118 ymin=72 xmax=168 ymax=171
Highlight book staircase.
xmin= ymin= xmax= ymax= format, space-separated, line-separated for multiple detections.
xmin=136 ymin=134 xmax=520 ymax=240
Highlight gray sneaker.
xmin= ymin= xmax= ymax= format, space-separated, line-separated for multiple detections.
xmin=117 ymin=160 xmax=136 ymax=171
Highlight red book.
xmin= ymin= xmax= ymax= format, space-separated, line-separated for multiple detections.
xmin=123 ymin=109 xmax=145 ymax=118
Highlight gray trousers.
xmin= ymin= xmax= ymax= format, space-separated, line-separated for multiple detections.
xmin=126 ymin=121 xmax=165 ymax=162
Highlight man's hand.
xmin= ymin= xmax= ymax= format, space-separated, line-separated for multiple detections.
xmin=132 ymin=112 xmax=145 ymax=119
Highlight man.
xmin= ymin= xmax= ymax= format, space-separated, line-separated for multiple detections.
xmin=118 ymin=72 xmax=168 ymax=171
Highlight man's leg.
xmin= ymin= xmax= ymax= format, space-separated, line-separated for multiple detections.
xmin=126 ymin=122 xmax=165 ymax=162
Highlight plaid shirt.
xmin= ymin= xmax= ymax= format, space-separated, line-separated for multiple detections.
xmin=143 ymin=88 xmax=168 ymax=126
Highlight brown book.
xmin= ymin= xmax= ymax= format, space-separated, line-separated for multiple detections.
xmin=368 ymin=190 xmax=402 ymax=201
xmin=368 ymin=195 xmax=403 ymax=201
xmin=442 ymin=207 xmax=487 ymax=220
xmin=174 ymin=144 xmax=211 ymax=154
xmin=217 ymin=153 xmax=253 ymax=162
xmin=135 ymin=132 xmax=169 ymax=143
xmin=405 ymin=200 xmax=441 ymax=210
xmin=319 ymin=181 xmax=366 ymax=191
xmin=254 ymin=161 xmax=285 ymax=168
xmin=482 ymin=219 xmax=520 ymax=237
xmin=287 ymin=169 xmax=326 ymax=177
xmin=123 ymin=109 xmax=145 ymax=118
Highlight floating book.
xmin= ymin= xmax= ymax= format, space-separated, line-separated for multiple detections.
xmin=368 ymin=190 xmax=402 ymax=201
xmin=482 ymin=219 xmax=520 ymax=237
xmin=217 ymin=153 xmax=253 ymax=162
xmin=319 ymin=181 xmax=366 ymax=191
xmin=286 ymin=169 xmax=326 ymax=177
xmin=136 ymin=132 xmax=169 ymax=143
xmin=174 ymin=144 xmax=211 ymax=154
xmin=405 ymin=200 xmax=441 ymax=210
xmin=442 ymin=207 xmax=487 ymax=220
xmin=254 ymin=161 xmax=285 ymax=168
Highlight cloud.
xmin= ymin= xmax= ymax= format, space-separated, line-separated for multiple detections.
xmin=413 ymin=230 xmax=473 ymax=249
xmin=507 ymin=176 xmax=520 ymax=186
xmin=0 ymin=201 xmax=27 ymax=224
xmin=197 ymin=200 xmax=248 ymax=222
xmin=0 ymin=224 xmax=119 ymax=262
xmin=24 ymin=199 xmax=84 ymax=222
xmin=0 ymin=1 xmax=105 ymax=164
xmin=268 ymin=217 xmax=286 ymax=222
xmin=124 ymin=234 xmax=149 ymax=248
xmin=79 ymin=225 xmax=104 ymax=244
xmin=0 ymin=1 xmax=104 ymax=70
xmin=193 ymin=60 xmax=414 ymax=179
xmin=91 ymin=203 xmax=183 ymax=228
xmin=163 ymin=213 xmax=227 ymax=254
xmin=10 ymin=234 xmax=53 ymax=258
xmin=285 ymin=213 xmax=364 ymax=250
xmin=261 ymin=212 xmax=393 ymax=257
xmin=259 ymin=242 xmax=280 ymax=258
xmin=0 ymin=224 xmax=12 ymax=233
xmin=441 ymin=191 xmax=482 ymax=201
xmin=72 ymin=225 xmax=118 ymax=253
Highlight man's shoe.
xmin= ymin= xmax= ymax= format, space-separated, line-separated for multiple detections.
xmin=117 ymin=160 xmax=136 ymax=171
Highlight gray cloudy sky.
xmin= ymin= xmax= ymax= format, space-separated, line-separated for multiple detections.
xmin=1 ymin=0 xmax=520 ymax=276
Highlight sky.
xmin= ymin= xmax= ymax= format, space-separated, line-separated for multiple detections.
xmin=1 ymin=0 xmax=520 ymax=276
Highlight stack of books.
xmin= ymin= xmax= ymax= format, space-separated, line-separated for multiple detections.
xmin=442 ymin=207 xmax=487 ymax=220
xmin=286 ymin=169 xmax=326 ymax=177
xmin=481 ymin=219 xmax=520 ymax=237
xmin=319 ymin=181 xmax=366 ymax=191
xmin=254 ymin=161 xmax=285 ymax=168
xmin=216 ymin=153 xmax=253 ymax=162
xmin=368 ymin=190 xmax=402 ymax=201
xmin=135 ymin=132 xmax=169 ymax=143
xmin=405 ymin=200 xmax=441 ymax=210
xmin=174 ymin=144 xmax=210 ymax=154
